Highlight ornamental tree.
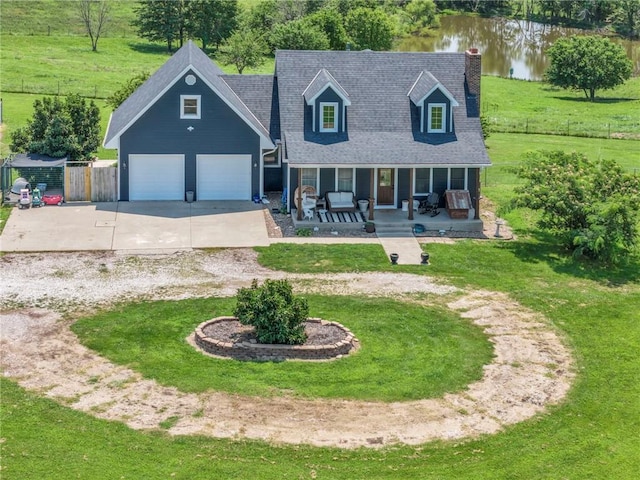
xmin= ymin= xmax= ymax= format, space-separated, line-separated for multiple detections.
xmin=234 ymin=279 xmax=308 ymax=345
xmin=513 ymin=150 xmax=640 ymax=264
xmin=545 ymin=35 xmax=632 ymax=101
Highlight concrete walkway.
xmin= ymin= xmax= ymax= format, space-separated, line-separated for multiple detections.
xmin=377 ymin=236 xmax=425 ymax=265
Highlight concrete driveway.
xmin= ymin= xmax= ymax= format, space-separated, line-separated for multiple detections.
xmin=0 ymin=201 xmax=270 ymax=253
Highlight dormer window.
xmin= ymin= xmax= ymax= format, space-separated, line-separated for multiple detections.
xmin=180 ymin=95 xmax=201 ymax=119
xmin=407 ymin=71 xmax=458 ymax=134
xmin=428 ymin=103 xmax=446 ymax=133
xmin=303 ymin=69 xmax=350 ymax=133
xmin=320 ymin=102 xmax=338 ymax=132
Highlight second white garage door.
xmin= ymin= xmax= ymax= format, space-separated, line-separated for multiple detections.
xmin=197 ymin=154 xmax=252 ymax=200
xmin=129 ymin=154 xmax=185 ymax=201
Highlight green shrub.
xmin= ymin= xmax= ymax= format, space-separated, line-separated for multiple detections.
xmin=233 ymin=279 xmax=308 ymax=345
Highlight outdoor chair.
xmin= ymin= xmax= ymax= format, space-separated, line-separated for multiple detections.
xmin=294 ymin=185 xmax=317 ymax=220
xmin=419 ymin=192 xmax=440 ymax=216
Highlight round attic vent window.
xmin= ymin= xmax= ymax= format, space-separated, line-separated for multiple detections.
xmin=185 ymin=75 xmax=196 ymax=85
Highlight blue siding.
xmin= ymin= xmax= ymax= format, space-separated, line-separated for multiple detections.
xmin=355 ymin=168 xmax=370 ymax=201
xmin=467 ymin=167 xmax=479 ymax=218
xmin=119 ymin=70 xmax=261 ymax=200
xmin=432 ymin=168 xmax=448 ymax=207
xmin=319 ymin=168 xmax=334 ymax=197
xmin=397 ymin=168 xmax=410 ymax=208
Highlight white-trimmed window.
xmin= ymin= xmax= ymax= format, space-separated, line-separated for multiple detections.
xmin=427 ymin=103 xmax=446 ymax=133
xmin=301 ymin=168 xmax=318 ymax=189
xmin=414 ymin=168 xmax=431 ymax=194
xmin=337 ymin=168 xmax=353 ymax=191
xmin=320 ymin=102 xmax=338 ymax=132
xmin=181 ymin=95 xmax=201 ymax=119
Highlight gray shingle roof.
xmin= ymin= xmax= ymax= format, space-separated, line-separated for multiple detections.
xmin=104 ymin=40 xmax=273 ymax=148
xmin=221 ymin=74 xmax=280 ymax=140
xmin=275 ymin=50 xmax=490 ymax=167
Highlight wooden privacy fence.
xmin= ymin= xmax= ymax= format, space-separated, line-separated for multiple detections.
xmin=65 ymin=166 xmax=117 ymax=202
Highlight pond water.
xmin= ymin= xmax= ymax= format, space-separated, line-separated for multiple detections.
xmin=398 ymin=16 xmax=640 ymax=80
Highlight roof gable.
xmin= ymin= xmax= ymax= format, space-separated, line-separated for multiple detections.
xmin=104 ymin=41 xmax=274 ymax=149
xmin=302 ymin=69 xmax=351 ymax=106
xmin=407 ymin=71 xmax=459 ymax=107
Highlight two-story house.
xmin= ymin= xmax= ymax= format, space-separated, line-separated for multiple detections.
xmin=104 ymin=41 xmax=490 ymax=221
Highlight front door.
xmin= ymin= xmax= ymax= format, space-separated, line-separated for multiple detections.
xmin=377 ymin=168 xmax=395 ymax=206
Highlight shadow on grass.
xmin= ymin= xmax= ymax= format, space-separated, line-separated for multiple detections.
xmin=503 ymin=231 xmax=640 ymax=286
xmin=551 ymin=96 xmax=638 ymax=104
xmin=127 ymin=42 xmax=172 ymax=56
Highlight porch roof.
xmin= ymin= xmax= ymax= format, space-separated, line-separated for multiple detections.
xmin=283 ymin=130 xmax=491 ymax=167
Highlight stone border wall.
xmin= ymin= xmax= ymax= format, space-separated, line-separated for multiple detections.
xmin=194 ymin=317 xmax=358 ymax=361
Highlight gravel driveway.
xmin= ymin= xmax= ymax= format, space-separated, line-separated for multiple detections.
xmin=0 ymin=249 xmax=572 ymax=448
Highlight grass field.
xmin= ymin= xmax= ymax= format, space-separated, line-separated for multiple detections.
xmin=3 ymin=238 xmax=639 ymax=479
xmin=1 ymin=3 xmax=640 ymax=478
xmin=482 ymin=76 xmax=640 ymax=138
xmin=71 ymin=296 xmax=493 ymax=401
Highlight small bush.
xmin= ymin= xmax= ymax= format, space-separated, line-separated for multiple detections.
xmin=296 ymin=228 xmax=312 ymax=237
xmin=234 ymin=279 xmax=308 ymax=345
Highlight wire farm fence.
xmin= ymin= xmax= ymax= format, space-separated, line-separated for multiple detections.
xmin=485 ymin=116 xmax=640 ymax=140
xmin=481 ymin=163 xmax=640 ymax=189
xmin=3 ymin=79 xmax=108 ymax=100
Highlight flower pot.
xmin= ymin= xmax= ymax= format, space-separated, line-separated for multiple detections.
xmin=365 ymin=222 xmax=375 ymax=233
xmin=390 ymin=253 xmax=399 ymax=265
xmin=421 ymin=252 xmax=430 ymax=265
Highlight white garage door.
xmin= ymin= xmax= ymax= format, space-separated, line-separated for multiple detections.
xmin=129 ymin=154 xmax=184 ymax=201
xmin=197 ymin=154 xmax=252 ymax=200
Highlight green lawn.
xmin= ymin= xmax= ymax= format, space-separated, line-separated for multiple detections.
xmin=3 ymin=238 xmax=640 ymax=479
xmin=2 ymin=4 xmax=640 ymax=477
xmin=71 ymin=295 xmax=492 ymax=401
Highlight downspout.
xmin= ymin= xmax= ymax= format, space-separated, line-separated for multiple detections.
xmin=260 ymin=141 xmax=279 ymax=199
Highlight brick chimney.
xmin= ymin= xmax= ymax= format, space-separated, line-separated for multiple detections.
xmin=465 ymin=48 xmax=481 ymax=116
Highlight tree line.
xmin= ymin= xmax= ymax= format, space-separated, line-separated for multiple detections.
xmin=437 ymin=0 xmax=639 ymax=38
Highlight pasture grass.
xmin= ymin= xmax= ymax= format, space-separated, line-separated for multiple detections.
xmin=483 ymin=132 xmax=640 ymax=207
xmin=71 ymin=295 xmax=493 ymax=401
xmin=3 ymin=238 xmax=640 ymax=479
xmin=482 ymin=76 xmax=640 ymax=138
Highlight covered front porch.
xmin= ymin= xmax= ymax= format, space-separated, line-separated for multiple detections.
xmin=292 ymin=205 xmax=483 ymax=233
xmin=288 ymin=165 xmax=483 ymax=223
